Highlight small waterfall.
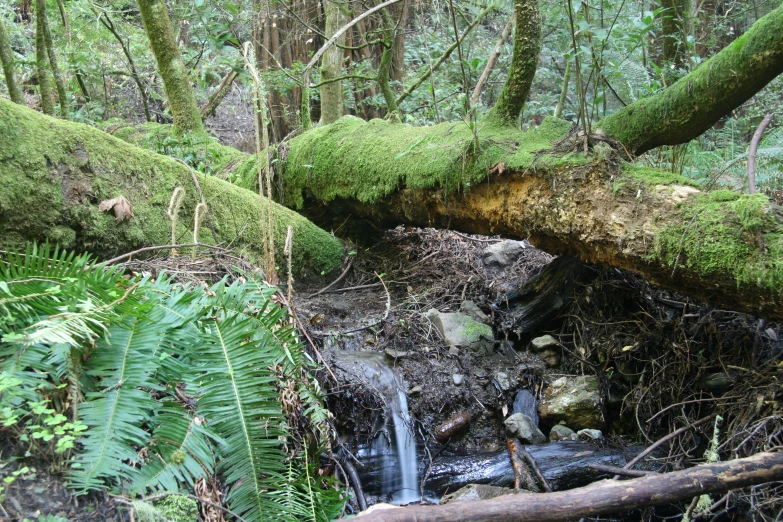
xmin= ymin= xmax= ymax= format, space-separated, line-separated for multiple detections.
xmin=339 ymin=352 xmax=420 ymax=504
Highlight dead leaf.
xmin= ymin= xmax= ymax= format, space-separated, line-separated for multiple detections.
xmin=489 ymin=162 xmax=506 ymax=175
xmin=98 ymin=195 xmax=134 ymax=223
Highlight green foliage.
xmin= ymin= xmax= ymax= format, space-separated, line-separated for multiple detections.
xmin=0 ymin=244 xmax=344 ymax=521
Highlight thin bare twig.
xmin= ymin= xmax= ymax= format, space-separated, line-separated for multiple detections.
xmin=98 ymin=243 xmax=228 ymax=266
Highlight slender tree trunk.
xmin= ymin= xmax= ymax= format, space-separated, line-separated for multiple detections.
xmin=37 ymin=0 xmax=67 ymax=119
xmin=471 ymin=17 xmax=513 ymax=106
xmin=137 ymin=0 xmax=203 ymax=133
xmin=597 ymin=1 xmax=783 ymax=155
xmin=485 ymin=0 xmax=542 ymax=126
xmin=319 ymin=0 xmax=349 ymax=125
xmin=200 ymin=68 xmax=238 ymax=120
xmin=390 ymin=0 xmax=410 ymax=82
xmin=0 ymin=16 xmax=24 ymax=105
xmin=554 ymin=60 xmax=570 ymax=118
xmin=34 ymin=0 xmax=54 ymax=115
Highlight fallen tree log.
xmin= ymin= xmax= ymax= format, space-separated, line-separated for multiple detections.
xmin=0 ymin=98 xmax=343 ymax=274
xmin=282 ymin=115 xmax=783 ymax=320
xmin=357 ymin=451 xmax=783 ymax=521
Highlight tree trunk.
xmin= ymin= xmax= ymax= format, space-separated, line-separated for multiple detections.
xmin=34 ymin=0 xmax=54 ymax=115
xmin=200 ymin=68 xmax=238 ymax=120
xmin=37 ymin=0 xmax=68 ymax=119
xmin=597 ymin=1 xmax=783 ymax=155
xmin=660 ymin=0 xmax=689 ymax=69
xmin=0 ymin=97 xmax=342 ymax=275
xmin=485 ymin=0 xmax=542 ymax=126
xmin=357 ymin=451 xmax=783 ymax=522
xmin=471 ymin=17 xmax=513 ymax=107
xmin=319 ymin=0 xmax=349 ymax=125
xmin=137 ymin=0 xmax=203 ymax=134
xmin=0 ymin=16 xmax=23 ymax=105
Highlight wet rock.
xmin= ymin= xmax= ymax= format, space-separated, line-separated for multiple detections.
xmin=541 ymin=349 xmax=561 ymax=368
xmin=448 ymin=346 xmax=460 ymax=356
xmin=425 ymin=309 xmax=494 ymax=353
xmin=494 ymin=372 xmax=512 ymax=391
xmin=435 ymin=412 xmax=472 ymax=441
xmin=356 ymin=502 xmax=401 ymax=516
xmin=549 ymin=424 xmax=577 ymax=441
xmin=452 ymin=374 xmax=464 ymax=385
xmin=530 ymin=335 xmax=559 ymax=352
xmin=538 ymin=376 xmax=604 ymax=430
xmin=408 ymin=386 xmax=422 ymax=396
xmin=512 ymin=389 xmax=539 ymax=425
xmin=441 ymin=484 xmax=526 ymax=504
xmin=459 ymin=300 xmax=490 ymax=324
xmin=503 ymin=413 xmax=546 ymax=444
xmin=482 ymin=240 xmax=528 ymax=277
xmin=577 ymin=429 xmax=603 ymax=440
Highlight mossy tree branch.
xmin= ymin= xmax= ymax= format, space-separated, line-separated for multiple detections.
xmin=37 ymin=0 xmax=68 ymax=119
xmin=35 ymin=0 xmax=55 ymax=116
xmin=137 ymin=0 xmax=204 ymax=134
xmin=597 ymin=1 xmax=783 ymax=155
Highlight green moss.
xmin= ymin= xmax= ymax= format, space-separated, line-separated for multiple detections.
xmin=708 ymin=189 xmax=740 ymax=202
xmin=613 ymin=164 xmax=702 ymax=196
xmin=0 ymin=98 xmax=342 ymax=274
xmin=283 ymin=115 xmax=576 ymax=207
xmin=653 ymin=192 xmax=783 ymax=290
xmin=460 ymin=319 xmax=494 ymax=344
xmin=154 ymin=494 xmax=199 ymax=522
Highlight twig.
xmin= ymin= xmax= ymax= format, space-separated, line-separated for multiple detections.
xmin=308 ymin=256 xmax=354 ymax=298
xmin=517 ymin=445 xmax=552 ymax=492
xmin=98 ymin=243 xmax=228 ymax=266
xmin=615 ymin=414 xmax=717 ymax=479
xmin=450 ymin=230 xmax=505 ymax=243
xmin=648 ymin=397 xmax=741 ymax=423
xmin=110 ymin=492 xmax=248 ymax=522
xmin=747 ymin=113 xmax=774 ymax=194
xmin=376 ymin=272 xmax=391 ymax=323
xmin=589 ymin=463 xmax=658 ymax=477
xmin=279 ymin=294 xmax=338 ymax=383
xmin=333 ymin=454 xmax=368 ymax=511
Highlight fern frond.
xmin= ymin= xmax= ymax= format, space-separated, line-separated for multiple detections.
xmin=194 ymin=311 xmax=290 ymax=521
xmin=127 ymin=403 xmax=217 ymax=494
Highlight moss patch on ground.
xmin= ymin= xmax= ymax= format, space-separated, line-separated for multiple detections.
xmin=282 ymin=115 xmax=576 ymax=208
xmin=0 ymin=98 xmax=342 ymax=274
xmin=653 ymin=192 xmax=783 ymax=290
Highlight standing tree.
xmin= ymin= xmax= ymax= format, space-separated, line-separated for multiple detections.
xmin=0 ymin=14 xmax=24 ymax=105
xmin=37 ymin=0 xmax=67 ymax=118
xmin=319 ymin=0 xmax=349 ymax=125
xmin=34 ymin=0 xmax=55 ymax=115
xmin=137 ymin=0 xmax=204 ymax=134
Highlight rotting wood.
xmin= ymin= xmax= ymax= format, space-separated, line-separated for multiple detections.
xmin=356 ymin=451 xmax=783 ymax=522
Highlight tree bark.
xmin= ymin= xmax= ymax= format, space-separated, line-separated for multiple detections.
xmin=357 ymin=451 xmax=783 ymax=522
xmin=200 ymin=68 xmax=238 ymax=120
xmin=0 ymin=97 xmax=342 ymax=275
xmin=597 ymin=1 xmax=783 ymax=155
xmin=137 ymin=0 xmax=203 ymax=134
xmin=471 ymin=18 xmax=513 ymax=107
xmin=34 ymin=0 xmax=55 ymax=115
xmin=319 ymin=0 xmax=349 ymax=125
xmin=37 ymin=0 xmax=67 ymax=119
xmin=660 ymin=0 xmax=689 ymax=68
xmin=485 ymin=0 xmax=542 ymax=126
xmin=0 ymin=16 xmax=23 ymax=105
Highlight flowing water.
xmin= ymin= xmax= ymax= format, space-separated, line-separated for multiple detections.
xmin=339 ymin=352 xmax=421 ymax=504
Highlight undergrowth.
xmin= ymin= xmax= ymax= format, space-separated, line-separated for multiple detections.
xmin=0 ymin=244 xmax=344 ymax=521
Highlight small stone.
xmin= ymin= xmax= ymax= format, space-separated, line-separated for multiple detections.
xmin=453 ymin=374 xmax=464 ymax=385
xmin=504 ymin=413 xmax=546 ymax=444
xmin=577 ymin=428 xmax=603 ymax=440
xmin=494 ymin=372 xmax=512 ymax=391
xmin=541 ymin=349 xmax=561 ymax=368
xmin=449 ymin=346 xmax=460 ymax=356
xmin=384 ymin=348 xmax=409 ymax=359
xmin=549 ymin=424 xmax=577 ymax=441
xmin=538 ymin=376 xmax=604 ymax=429
xmin=459 ymin=300 xmax=489 ymax=324
xmin=408 ymin=386 xmax=423 ymax=396
xmin=530 ymin=335 xmax=559 ymax=352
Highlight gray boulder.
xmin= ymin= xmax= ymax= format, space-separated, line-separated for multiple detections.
xmin=538 ymin=376 xmax=604 ymax=429
xmin=530 ymin=335 xmax=559 ymax=352
xmin=425 ymin=308 xmax=494 ymax=353
xmin=504 ymin=413 xmax=546 ymax=444
xmin=549 ymin=424 xmax=577 ymax=441
xmin=482 ymin=240 xmax=528 ymax=277
xmin=459 ymin=300 xmax=490 ymax=324
xmin=441 ymin=484 xmax=527 ymax=504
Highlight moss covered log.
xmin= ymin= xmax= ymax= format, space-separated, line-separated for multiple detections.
xmin=283 ymin=115 xmax=783 ymax=320
xmin=597 ymin=1 xmax=783 ymax=155
xmin=0 ymin=98 xmax=342 ymax=274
